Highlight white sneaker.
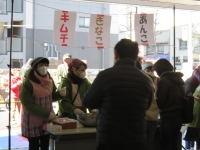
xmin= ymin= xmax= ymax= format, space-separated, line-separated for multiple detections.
xmin=190 ymin=147 xmax=194 ymax=150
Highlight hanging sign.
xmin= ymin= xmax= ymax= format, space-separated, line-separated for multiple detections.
xmin=134 ymin=14 xmax=155 ymax=46
xmin=53 ymin=10 xmax=77 ymax=46
xmin=89 ymin=14 xmax=111 ymax=49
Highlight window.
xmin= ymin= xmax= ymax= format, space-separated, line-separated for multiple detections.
xmin=175 ymin=57 xmax=180 ymax=62
xmin=0 ymin=40 xmax=6 ymax=55
xmin=7 ymin=37 xmax=22 ymax=52
xmin=194 ymin=47 xmax=200 ymax=52
xmin=183 ymin=56 xmax=188 ymax=62
xmin=194 ymin=43 xmax=200 ymax=52
xmin=0 ymin=0 xmax=7 ymax=14
xmin=194 ymin=59 xmax=200 ymax=63
xmin=11 ymin=59 xmax=23 ymax=68
xmin=179 ymin=40 xmax=187 ymax=50
xmin=147 ymin=44 xmax=165 ymax=55
xmin=157 ymin=44 xmax=164 ymax=54
xmin=79 ymin=17 xmax=90 ymax=28
xmin=7 ymin=0 xmax=23 ymax=13
xmin=146 ymin=46 xmax=155 ymax=55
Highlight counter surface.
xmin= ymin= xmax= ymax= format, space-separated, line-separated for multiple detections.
xmin=49 ymin=127 xmax=96 ymax=135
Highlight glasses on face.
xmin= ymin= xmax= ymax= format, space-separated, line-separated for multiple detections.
xmin=37 ymin=63 xmax=49 ymax=68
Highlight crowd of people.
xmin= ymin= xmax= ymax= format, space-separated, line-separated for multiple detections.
xmin=2 ymin=38 xmax=200 ymax=150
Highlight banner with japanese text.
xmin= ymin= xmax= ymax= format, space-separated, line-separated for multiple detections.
xmin=134 ymin=14 xmax=155 ymax=46
xmin=89 ymin=14 xmax=111 ymax=48
xmin=54 ymin=10 xmax=77 ymax=46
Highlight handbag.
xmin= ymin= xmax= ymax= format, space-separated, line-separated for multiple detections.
xmin=182 ymin=96 xmax=194 ymax=124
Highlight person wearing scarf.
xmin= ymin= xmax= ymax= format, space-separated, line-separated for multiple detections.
xmin=57 ymin=59 xmax=91 ymax=119
xmin=20 ymin=57 xmax=66 ymax=150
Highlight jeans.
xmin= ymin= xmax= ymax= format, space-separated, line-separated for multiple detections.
xmin=146 ymin=121 xmax=157 ymax=150
xmin=160 ymin=116 xmax=182 ymax=150
xmin=185 ymin=140 xmax=194 ymax=149
xmin=28 ymin=134 xmax=49 ymax=150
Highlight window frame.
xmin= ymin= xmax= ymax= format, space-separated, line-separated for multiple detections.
xmin=6 ymin=37 xmax=23 ymax=52
xmin=179 ymin=39 xmax=187 ymax=50
xmin=6 ymin=0 xmax=23 ymax=13
xmin=79 ymin=16 xmax=90 ymax=28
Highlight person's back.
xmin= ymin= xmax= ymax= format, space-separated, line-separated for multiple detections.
xmin=83 ymin=39 xmax=153 ymax=150
xmin=153 ymin=59 xmax=184 ymax=150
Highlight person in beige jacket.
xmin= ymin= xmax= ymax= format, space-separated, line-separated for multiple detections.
xmin=143 ymin=64 xmax=159 ymax=150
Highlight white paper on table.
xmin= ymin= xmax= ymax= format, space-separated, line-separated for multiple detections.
xmin=46 ymin=123 xmax=62 ymax=132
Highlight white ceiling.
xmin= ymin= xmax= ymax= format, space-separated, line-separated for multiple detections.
xmin=75 ymin=0 xmax=200 ymax=10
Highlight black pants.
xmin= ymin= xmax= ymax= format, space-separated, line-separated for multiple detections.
xmin=160 ymin=116 xmax=182 ymax=150
xmin=97 ymin=143 xmax=146 ymax=150
xmin=28 ymin=134 xmax=49 ymax=150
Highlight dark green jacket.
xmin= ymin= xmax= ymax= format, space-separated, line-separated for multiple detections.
xmin=57 ymin=76 xmax=91 ymax=119
xmin=157 ymin=71 xmax=184 ymax=119
xmin=20 ymin=69 xmax=62 ymax=118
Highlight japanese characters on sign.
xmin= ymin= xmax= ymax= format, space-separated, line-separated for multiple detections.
xmin=89 ymin=14 xmax=111 ymax=49
xmin=54 ymin=10 xmax=77 ymax=46
xmin=134 ymin=14 xmax=155 ymax=46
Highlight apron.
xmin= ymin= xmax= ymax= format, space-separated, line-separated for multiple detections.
xmin=71 ymin=83 xmax=83 ymax=109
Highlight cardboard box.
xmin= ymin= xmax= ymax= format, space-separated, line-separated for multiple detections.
xmin=52 ymin=118 xmax=77 ymax=129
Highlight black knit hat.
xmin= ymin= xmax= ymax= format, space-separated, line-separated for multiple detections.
xmin=31 ymin=57 xmax=49 ymax=70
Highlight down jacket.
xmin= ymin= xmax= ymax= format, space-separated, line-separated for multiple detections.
xmin=157 ymin=71 xmax=184 ymax=119
xmin=83 ymin=58 xmax=153 ymax=145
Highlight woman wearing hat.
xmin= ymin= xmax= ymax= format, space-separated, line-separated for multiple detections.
xmin=20 ymin=57 xmax=66 ymax=150
xmin=57 ymin=58 xmax=91 ymax=119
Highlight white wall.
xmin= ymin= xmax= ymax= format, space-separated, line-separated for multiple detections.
xmin=34 ymin=0 xmax=111 ymax=31
xmin=156 ymin=30 xmax=170 ymax=43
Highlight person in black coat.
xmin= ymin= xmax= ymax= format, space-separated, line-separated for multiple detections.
xmin=82 ymin=39 xmax=154 ymax=150
xmin=153 ymin=59 xmax=184 ymax=150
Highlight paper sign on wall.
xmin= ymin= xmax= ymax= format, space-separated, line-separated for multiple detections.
xmin=53 ymin=10 xmax=77 ymax=46
xmin=89 ymin=14 xmax=111 ymax=48
xmin=134 ymin=14 xmax=155 ymax=46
